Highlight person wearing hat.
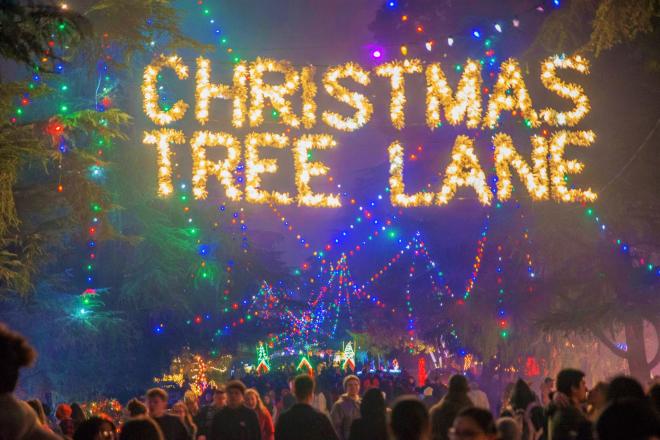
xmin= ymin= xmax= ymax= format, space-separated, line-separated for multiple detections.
xmin=209 ymin=380 xmax=260 ymax=440
xmin=196 ymin=386 xmax=227 ymax=440
xmin=330 ymin=375 xmax=361 ymax=440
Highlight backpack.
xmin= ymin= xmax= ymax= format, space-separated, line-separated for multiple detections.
xmin=513 ymin=403 xmax=543 ymax=440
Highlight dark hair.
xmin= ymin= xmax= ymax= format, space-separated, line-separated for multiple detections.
xmin=127 ymin=398 xmax=147 ymax=417
xmin=509 ymin=378 xmax=536 ymax=410
xmin=448 ymin=374 xmax=469 ymax=394
xmin=556 ymin=369 xmax=585 ymax=396
xmin=119 ymin=416 xmax=164 ymax=440
xmin=361 ymin=388 xmax=386 ymax=419
xmin=456 ymin=407 xmax=497 ymax=435
xmin=0 ymin=324 xmax=36 ymax=393
xmin=293 ymin=374 xmax=315 ymax=400
xmin=71 ymin=402 xmax=86 ymax=424
xmin=596 ymin=398 xmax=660 ymax=440
xmin=607 ymin=375 xmax=645 ymax=402
xmin=213 ymin=385 xmax=226 ymax=394
xmin=649 ymin=383 xmax=660 ymax=414
xmin=146 ymin=388 xmax=168 ymax=401
xmin=73 ymin=416 xmax=116 ymax=440
xmin=390 ymin=397 xmax=429 ymax=440
xmin=226 ymin=380 xmax=247 ymax=394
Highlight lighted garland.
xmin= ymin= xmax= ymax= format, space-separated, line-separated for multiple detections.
xmin=244 ymin=132 xmax=293 ymax=204
xmin=190 ymin=131 xmax=242 ymax=201
xmin=540 ymin=54 xmax=590 ymax=127
xmin=483 ymin=58 xmax=539 ymax=129
xmin=437 ymin=135 xmax=492 ymax=206
xmin=301 ymin=66 xmax=318 ymax=128
xmin=294 ymin=134 xmax=341 ymax=207
xmin=388 ymin=141 xmax=434 ymax=207
xmin=321 ymin=62 xmax=373 ymax=131
xmin=492 ymin=133 xmax=549 ymax=201
xmin=143 ymin=128 xmax=186 ymax=196
xmin=375 ymin=59 xmax=423 ymax=129
xmin=549 ymin=130 xmax=597 ymax=202
xmin=249 ymin=57 xmax=301 ymax=127
xmin=195 ymin=57 xmax=248 ymax=128
xmin=142 ymin=54 xmax=189 ymax=125
xmin=426 ymin=60 xmax=482 ymax=129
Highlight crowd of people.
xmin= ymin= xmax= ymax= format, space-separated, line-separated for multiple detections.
xmin=1 ymin=323 xmax=659 ymax=440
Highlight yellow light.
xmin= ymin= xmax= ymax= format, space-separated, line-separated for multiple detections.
xmin=388 ymin=140 xmax=434 ymax=206
xmin=426 ymin=60 xmax=482 ymax=129
xmin=484 ymin=58 xmax=539 ymax=129
xmin=540 ymin=55 xmax=591 ymax=126
xmin=190 ymin=131 xmax=242 ymax=201
xmin=294 ymin=135 xmax=341 ymax=207
xmin=143 ymin=129 xmax=186 ymax=196
xmin=142 ymin=54 xmax=189 ymax=125
xmin=549 ymin=130 xmax=597 ymax=202
xmin=322 ymin=62 xmax=373 ymax=131
xmin=301 ymin=66 xmax=317 ymax=129
xmin=437 ymin=135 xmax=492 ymax=205
xmin=375 ymin=59 xmax=423 ymax=130
xmin=245 ymin=132 xmax=293 ymax=204
xmin=195 ymin=57 xmax=248 ymax=128
xmin=493 ymin=133 xmax=549 ymax=201
xmin=249 ymin=58 xmax=301 ymax=128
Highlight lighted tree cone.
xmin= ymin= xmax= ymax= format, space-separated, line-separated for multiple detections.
xmin=437 ymin=135 xmax=492 ymax=205
xmin=195 ymin=57 xmax=248 ymax=128
xmin=492 ymin=133 xmax=549 ymax=201
xmin=388 ymin=141 xmax=434 ymax=207
xmin=143 ymin=128 xmax=186 ymax=196
xmin=256 ymin=342 xmax=271 ymax=374
xmin=483 ymin=58 xmax=540 ymax=129
xmin=294 ymin=134 xmax=341 ymax=207
xmin=190 ymin=131 xmax=242 ymax=200
xmin=549 ymin=130 xmax=597 ymax=202
xmin=322 ymin=62 xmax=373 ymax=131
xmin=426 ymin=60 xmax=482 ymax=129
xmin=249 ymin=58 xmax=301 ymax=127
xmin=142 ymin=55 xmax=189 ymax=125
xmin=540 ymin=55 xmax=590 ymax=127
xmin=376 ymin=59 xmax=423 ymax=129
xmin=297 ymin=356 xmax=314 ymax=376
xmin=245 ymin=132 xmax=293 ymax=204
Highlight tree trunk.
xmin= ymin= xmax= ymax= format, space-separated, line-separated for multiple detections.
xmin=624 ymin=317 xmax=651 ymax=382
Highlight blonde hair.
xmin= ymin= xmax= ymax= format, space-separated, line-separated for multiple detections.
xmin=245 ymin=388 xmax=267 ymax=415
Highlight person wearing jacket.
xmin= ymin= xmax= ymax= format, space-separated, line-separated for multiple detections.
xmin=330 ymin=375 xmax=361 ymax=440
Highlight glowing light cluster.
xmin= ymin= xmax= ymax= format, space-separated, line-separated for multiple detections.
xmin=195 ymin=57 xmax=248 ymax=127
xmin=142 ymin=55 xmax=189 ymax=125
xmin=549 ymin=130 xmax=597 ymax=202
xmin=426 ymin=60 xmax=482 ymax=129
xmin=322 ymin=62 xmax=372 ymax=131
xmin=191 ymin=131 xmax=242 ymax=200
xmin=294 ymin=134 xmax=341 ymax=207
xmin=249 ymin=58 xmax=300 ymax=127
xmin=388 ymin=141 xmax=434 ymax=207
xmin=438 ymin=135 xmax=492 ymax=205
xmin=493 ymin=133 xmax=549 ymax=201
xmin=143 ymin=129 xmax=186 ymax=196
xmin=245 ymin=132 xmax=293 ymax=204
xmin=540 ymin=54 xmax=590 ymax=126
xmin=301 ymin=66 xmax=317 ymax=128
xmin=375 ymin=59 xmax=423 ymax=129
xmin=484 ymin=58 xmax=539 ymax=129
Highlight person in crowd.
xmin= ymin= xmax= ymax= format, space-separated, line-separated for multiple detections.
xmin=56 ymin=403 xmax=76 ymax=438
xmin=495 ymin=417 xmax=521 ymax=440
xmin=390 ymin=396 xmax=430 ymax=440
xmin=449 ymin=407 xmax=497 ymax=440
xmin=27 ymin=399 xmax=50 ymax=429
xmin=595 ymin=398 xmax=660 ymax=440
xmin=586 ymin=381 xmax=608 ymax=422
xmin=330 ymin=375 xmax=362 ymax=440
xmin=275 ymin=374 xmax=338 ymax=440
xmin=348 ymin=388 xmax=388 ymax=440
xmin=422 ymin=387 xmax=438 ymax=409
xmin=263 ymin=393 xmax=276 ymax=417
xmin=500 ymin=379 xmax=544 ymax=439
xmin=73 ymin=416 xmax=117 ymax=440
xmin=362 ymin=373 xmax=380 ymax=393
xmin=245 ymin=388 xmax=275 ymax=440
xmin=649 ymin=383 xmax=660 ymax=415
xmin=209 ymin=380 xmax=260 ymax=440
xmin=546 ymin=368 xmax=592 ymax=440
xmin=71 ymin=402 xmax=87 ymax=432
xmin=172 ymin=401 xmax=197 ymax=439
xmin=467 ymin=381 xmax=490 ymax=411
xmin=196 ymin=386 xmax=226 ymax=440
xmin=430 ymin=374 xmax=473 ymax=440
xmin=126 ymin=398 xmax=147 ymax=418
xmin=498 ymin=383 xmax=515 ymax=416
xmin=183 ymin=390 xmax=199 ymax=418
xmin=276 ymin=387 xmax=295 ymax=417
xmin=119 ymin=416 xmax=165 ymax=440
xmin=540 ymin=377 xmax=555 ymax=407
xmin=146 ymin=388 xmax=190 ymax=440
xmin=606 ymin=375 xmax=646 ymax=402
